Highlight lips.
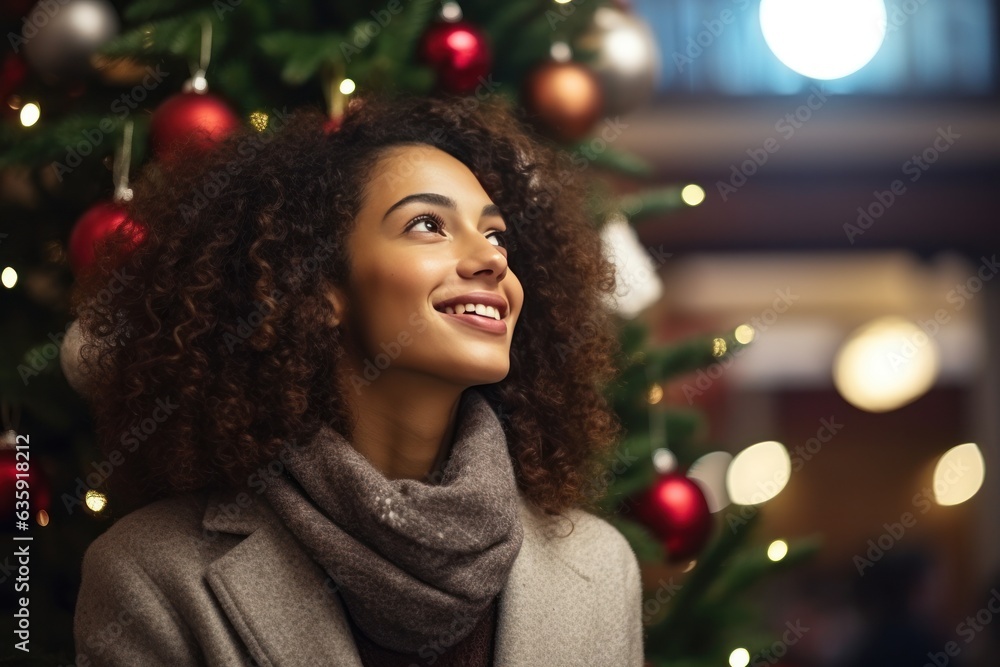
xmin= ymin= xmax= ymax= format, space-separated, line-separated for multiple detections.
xmin=439 ymin=309 xmax=508 ymax=334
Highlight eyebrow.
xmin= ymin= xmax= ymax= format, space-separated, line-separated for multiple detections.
xmin=381 ymin=192 xmax=502 ymax=222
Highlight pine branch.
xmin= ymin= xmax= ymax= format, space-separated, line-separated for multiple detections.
xmin=699 ymin=536 xmax=822 ymax=610
xmin=99 ymin=11 xmax=210 ymax=59
xmin=646 ymin=509 xmax=760 ymax=654
xmin=258 ymin=31 xmax=346 ymax=85
xmin=124 ymin=0 xmax=204 ymax=22
xmin=577 ymin=146 xmax=656 ymax=178
xmin=619 ymin=186 xmax=689 ymax=223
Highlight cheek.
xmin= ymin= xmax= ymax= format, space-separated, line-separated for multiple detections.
xmin=354 ymin=255 xmax=441 ymax=331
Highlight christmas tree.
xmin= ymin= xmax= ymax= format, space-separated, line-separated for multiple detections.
xmin=0 ymin=1 xmax=818 ymax=664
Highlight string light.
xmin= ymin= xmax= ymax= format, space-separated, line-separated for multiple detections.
xmin=734 ymin=324 xmax=755 ymax=344
xmin=249 ymin=111 xmax=269 ymax=132
xmin=441 ymin=1 xmax=462 ymax=20
xmin=767 ymin=539 xmax=788 ymax=561
xmin=339 ymin=78 xmax=356 ymax=95
xmin=834 ymin=316 xmax=939 ymax=413
xmin=688 ymin=451 xmax=733 ymax=512
xmin=681 ymin=184 xmax=705 ymax=206
xmin=85 ymin=489 xmax=107 ymax=513
xmin=550 ymin=41 xmax=572 ymax=62
xmin=652 ymin=448 xmax=677 ymax=473
xmin=726 ymin=440 xmax=791 ymax=505
xmin=20 ymin=102 xmax=40 ymax=127
xmin=934 ymin=443 xmax=985 ymax=506
xmin=1 ymin=267 xmax=17 ymax=288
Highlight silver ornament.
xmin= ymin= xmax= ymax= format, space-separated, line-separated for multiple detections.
xmin=22 ymin=0 xmax=120 ymax=83
xmin=575 ymin=6 xmax=661 ymax=116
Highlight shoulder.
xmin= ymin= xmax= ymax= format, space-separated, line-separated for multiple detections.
xmin=74 ymin=492 xmax=221 ymax=664
xmin=81 ymin=490 xmax=231 ymax=581
xmin=520 ymin=499 xmax=640 ymax=585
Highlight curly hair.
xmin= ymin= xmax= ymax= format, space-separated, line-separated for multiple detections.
xmin=70 ymin=90 xmax=624 ymax=520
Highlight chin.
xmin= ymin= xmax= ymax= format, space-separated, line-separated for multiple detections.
xmin=451 ymin=365 xmax=510 ymax=387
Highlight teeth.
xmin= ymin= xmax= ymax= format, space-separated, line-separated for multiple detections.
xmin=442 ymin=303 xmax=503 ymax=320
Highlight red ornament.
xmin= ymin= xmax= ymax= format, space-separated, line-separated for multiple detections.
xmin=521 ymin=60 xmax=604 ymax=143
xmin=1 ymin=444 xmax=50 ymax=528
xmin=148 ymin=91 xmax=240 ymax=159
xmin=68 ymin=200 xmax=145 ymax=276
xmin=0 ymin=0 xmax=34 ymax=21
xmin=630 ymin=472 xmax=713 ymax=562
xmin=0 ymin=54 xmax=27 ymax=120
xmin=418 ymin=20 xmax=492 ymax=94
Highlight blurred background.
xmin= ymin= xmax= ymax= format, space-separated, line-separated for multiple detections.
xmin=0 ymin=0 xmax=998 ymax=665
xmin=621 ymin=1 xmax=1000 ymax=666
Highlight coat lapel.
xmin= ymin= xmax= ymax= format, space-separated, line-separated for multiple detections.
xmin=202 ymin=492 xmax=364 ymax=667
xmin=201 ymin=488 xmax=598 ymax=666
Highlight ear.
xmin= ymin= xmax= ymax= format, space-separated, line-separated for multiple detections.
xmin=324 ymin=283 xmax=348 ymax=327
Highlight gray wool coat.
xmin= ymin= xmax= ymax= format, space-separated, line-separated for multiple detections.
xmin=73 ymin=485 xmax=645 ymax=667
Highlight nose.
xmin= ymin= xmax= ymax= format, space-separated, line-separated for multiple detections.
xmin=456 ymin=230 xmax=509 ymax=281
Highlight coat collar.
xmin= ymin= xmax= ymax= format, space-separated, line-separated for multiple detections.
xmin=201 ymin=486 xmax=601 ymax=667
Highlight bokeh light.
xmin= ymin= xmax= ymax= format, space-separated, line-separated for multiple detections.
xmin=726 ymin=440 xmax=791 ymax=505
xmin=834 ymin=316 xmax=939 ymax=413
xmin=933 ymin=443 xmax=985 ymax=506
xmin=760 ymin=0 xmax=887 ymax=79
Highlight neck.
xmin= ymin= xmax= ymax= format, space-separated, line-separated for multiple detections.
xmin=339 ymin=367 xmax=467 ymax=483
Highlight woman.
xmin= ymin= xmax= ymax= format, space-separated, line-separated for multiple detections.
xmin=70 ymin=91 xmax=644 ymax=666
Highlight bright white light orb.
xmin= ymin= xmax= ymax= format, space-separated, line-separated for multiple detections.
xmin=681 ymin=184 xmax=706 ymax=207
xmin=734 ymin=324 xmax=755 ymax=344
xmin=20 ymin=102 xmax=40 ymax=127
xmin=834 ymin=316 xmax=939 ymax=413
xmin=1 ymin=267 xmax=17 ymax=288
xmin=726 ymin=440 xmax=791 ymax=505
xmin=768 ymin=539 xmax=789 ymax=561
xmin=759 ymin=0 xmax=887 ymax=80
xmin=729 ymin=648 xmax=751 ymax=667
xmin=652 ymin=448 xmax=678 ymax=473
xmin=933 ymin=443 xmax=985 ymax=506
xmin=688 ymin=451 xmax=733 ymax=513
xmin=85 ymin=489 xmax=108 ymax=513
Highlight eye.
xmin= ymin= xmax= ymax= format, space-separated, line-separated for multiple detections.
xmin=487 ymin=230 xmax=509 ymax=249
xmin=405 ymin=211 xmax=446 ymax=234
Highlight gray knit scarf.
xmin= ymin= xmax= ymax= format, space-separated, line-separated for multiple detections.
xmin=261 ymin=388 xmax=524 ymax=654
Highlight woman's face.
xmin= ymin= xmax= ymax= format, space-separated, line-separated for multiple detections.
xmin=328 ymin=143 xmax=524 ymax=388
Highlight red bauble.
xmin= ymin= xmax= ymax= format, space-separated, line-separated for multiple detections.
xmin=1 ymin=53 xmax=27 ymax=97
xmin=0 ymin=0 xmax=34 ymax=20
xmin=630 ymin=472 xmax=713 ymax=562
xmin=0 ymin=54 xmax=27 ymax=120
xmin=68 ymin=200 xmax=145 ymax=276
xmin=521 ymin=60 xmax=604 ymax=143
xmin=418 ymin=20 xmax=492 ymax=94
xmin=148 ymin=91 xmax=240 ymax=159
xmin=1 ymin=445 xmax=50 ymax=528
